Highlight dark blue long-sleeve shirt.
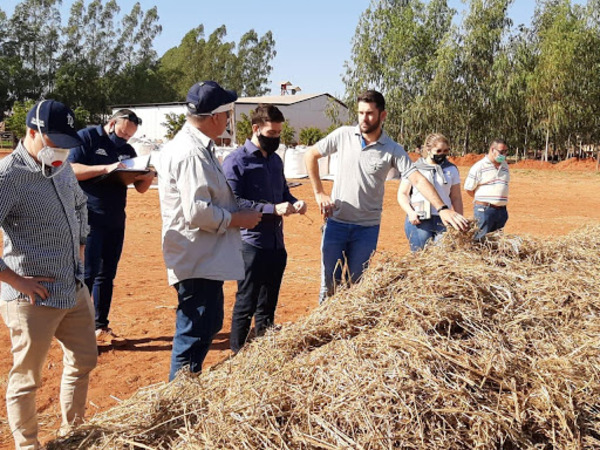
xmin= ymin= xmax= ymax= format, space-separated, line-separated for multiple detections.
xmin=222 ymin=139 xmax=297 ymax=249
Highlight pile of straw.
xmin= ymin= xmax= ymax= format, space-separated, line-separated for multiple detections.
xmin=51 ymin=226 xmax=600 ymax=449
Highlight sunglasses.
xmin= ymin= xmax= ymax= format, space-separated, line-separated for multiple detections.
xmin=117 ymin=114 xmax=142 ymax=126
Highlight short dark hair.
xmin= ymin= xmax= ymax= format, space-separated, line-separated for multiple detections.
xmin=357 ymin=90 xmax=385 ymax=112
xmin=251 ymin=104 xmax=285 ymax=126
xmin=490 ymin=138 xmax=507 ymax=150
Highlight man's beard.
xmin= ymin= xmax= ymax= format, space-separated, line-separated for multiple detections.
xmin=360 ymin=117 xmax=381 ymax=134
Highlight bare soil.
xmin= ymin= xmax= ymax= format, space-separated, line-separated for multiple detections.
xmin=1 ymin=162 xmax=599 ymax=448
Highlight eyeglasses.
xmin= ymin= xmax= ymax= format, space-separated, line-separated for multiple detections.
xmin=117 ymin=114 xmax=142 ymax=126
xmin=495 ymin=147 xmax=508 ymax=155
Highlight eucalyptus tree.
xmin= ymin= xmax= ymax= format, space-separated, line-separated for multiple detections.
xmin=344 ymin=0 xmax=455 ymax=146
xmin=527 ymin=0 xmax=591 ymax=160
xmin=234 ymin=30 xmax=277 ymax=96
xmin=7 ymin=0 xmax=62 ymax=100
xmin=159 ymin=25 xmax=276 ymax=100
xmin=453 ymin=0 xmax=513 ymax=153
xmin=489 ymin=24 xmax=536 ymax=157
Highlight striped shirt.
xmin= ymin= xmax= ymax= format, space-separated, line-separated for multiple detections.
xmin=463 ymin=155 xmax=510 ymax=206
xmin=0 ymin=142 xmax=89 ymax=308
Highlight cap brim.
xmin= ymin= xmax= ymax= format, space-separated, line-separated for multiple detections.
xmin=47 ymin=132 xmax=83 ymax=149
xmin=211 ymin=102 xmax=235 ymax=114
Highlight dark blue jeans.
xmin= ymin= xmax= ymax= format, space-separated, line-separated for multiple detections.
xmin=230 ymin=243 xmax=287 ymax=353
xmin=84 ymin=225 xmax=125 ymax=330
xmin=474 ymin=205 xmax=509 ymax=240
xmin=319 ymin=218 xmax=380 ymax=303
xmin=169 ymin=278 xmax=224 ymax=381
xmin=404 ymin=215 xmax=447 ymax=252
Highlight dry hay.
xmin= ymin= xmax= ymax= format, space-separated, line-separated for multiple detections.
xmin=50 ymin=226 xmax=600 ymax=449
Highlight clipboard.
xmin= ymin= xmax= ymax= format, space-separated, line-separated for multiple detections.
xmin=93 ymin=155 xmax=152 ymax=185
xmin=96 ymin=168 xmax=152 ymax=185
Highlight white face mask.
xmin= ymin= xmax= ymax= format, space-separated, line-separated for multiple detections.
xmin=38 ymin=145 xmax=69 ymax=170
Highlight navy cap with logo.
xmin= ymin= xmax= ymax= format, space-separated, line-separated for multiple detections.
xmin=26 ymin=100 xmax=83 ymax=148
xmin=186 ymin=81 xmax=238 ymax=115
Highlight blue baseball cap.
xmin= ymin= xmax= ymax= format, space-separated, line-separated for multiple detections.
xmin=26 ymin=100 xmax=83 ymax=148
xmin=186 ymin=81 xmax=238 ymax=115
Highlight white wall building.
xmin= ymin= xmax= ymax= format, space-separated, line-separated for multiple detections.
xmin=111 ymin=93 xmax=350 ymax=143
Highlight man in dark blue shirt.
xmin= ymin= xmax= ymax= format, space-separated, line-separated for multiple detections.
xmin=223 ymin=104 xmax=307 ymax=353
xmin=68 ymin=109 xmax=154 ymax=346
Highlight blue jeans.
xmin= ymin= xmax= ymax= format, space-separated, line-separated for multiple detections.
xmin=404 ymin=215 xmax=447 ymax=252
xmin=474 ymin=205 xmax=508 ymax=240
xmin=230 ymin=243 xmax=287 ymax=353
xmin=319 ymin=218 xmax=380 ymax=303
xmin=84 ymin=225 xmax=125 ymax=330
xmin=169 ymin=278 xmax=224 ymax=381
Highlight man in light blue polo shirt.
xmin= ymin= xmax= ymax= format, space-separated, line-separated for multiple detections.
xmin=305 ymin=90 xmax=469 ymax=303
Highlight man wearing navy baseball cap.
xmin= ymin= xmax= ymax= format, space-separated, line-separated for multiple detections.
xmin=0 ymin=100 xmax=97 ymax=448
xmin=158 ymin=81 xmax=262 ymax=381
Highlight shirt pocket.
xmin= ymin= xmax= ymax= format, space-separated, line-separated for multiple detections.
xmin=360 ymin=151 xmax=387 ymax=176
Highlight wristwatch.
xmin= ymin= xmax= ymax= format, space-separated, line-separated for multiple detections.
xmin=438 ymin=205 xmax=450 ymax=212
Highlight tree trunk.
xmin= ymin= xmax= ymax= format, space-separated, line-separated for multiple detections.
xmin=544 ymin=128 xmax=550 ymax=162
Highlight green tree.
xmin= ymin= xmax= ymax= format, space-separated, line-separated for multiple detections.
xmin=527 ymin=0 xmax=586 ymax=160
xmin=344 ymin=0 xmax=456 ymax=146
xmin=235 ymin=111 xmax=253 ymax=145
xmin=233 ymin=30 xmax=277 ymax=96
xmin=7 ymin=0 xmax=62 ymax=100
xmin=5 ymin=100 xmax=36 ymax=139
xmin=299 ymin=127 xmax=324 ymax=146
xmin=162 ymin=112 xmax=186 ymax=140
xmin=454 ymin=0 xmax=513 ymax=153
xmin=280 ymin=120 xmax=296 ymax=146
xmin=159 ymin=25 xmax=276 ymax=100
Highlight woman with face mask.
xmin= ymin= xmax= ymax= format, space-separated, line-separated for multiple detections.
xmin=397 ymin=133 xmax=464 ymax=251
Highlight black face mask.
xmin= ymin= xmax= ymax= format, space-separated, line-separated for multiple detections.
xmin=258 ymin=133 xmax=280 ymax=155
xmin=432 ymin=154 xmax=447 ymax=165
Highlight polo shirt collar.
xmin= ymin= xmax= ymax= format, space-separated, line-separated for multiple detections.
xmin=353 ymin=125 xmax=390 ymax=147
xmin=484 ymin=154 xmax=508 ymax=168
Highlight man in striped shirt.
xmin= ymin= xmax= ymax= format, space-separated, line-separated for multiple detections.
xmin=0 ymin=100 xmax=97 ymax=449
xmin=464 ymin=139 xmax=510 ymax=240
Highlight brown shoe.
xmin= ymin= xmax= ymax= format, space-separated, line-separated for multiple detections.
xmin=95 ymin=328 xmax=127 ymax=347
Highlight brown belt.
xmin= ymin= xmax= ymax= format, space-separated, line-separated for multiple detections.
xmin=474 ymin=201 xmax=506 ymax=209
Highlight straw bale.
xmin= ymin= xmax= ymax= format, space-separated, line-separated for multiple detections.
xmin=48 ymin=226 xmax=600 ymax=449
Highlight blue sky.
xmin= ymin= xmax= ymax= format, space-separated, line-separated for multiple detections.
xmin=2 ymin=0 xmax=585 ymax=97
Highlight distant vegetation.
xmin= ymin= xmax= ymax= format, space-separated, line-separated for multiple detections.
xmin=345 ymin=0 xmax=600 ymax=160
xmin=0 ymin=0 xmax=276 ymax=129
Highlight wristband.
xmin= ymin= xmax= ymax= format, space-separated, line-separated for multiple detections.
xmin=438 ymin=205 xmax=449 ymax=212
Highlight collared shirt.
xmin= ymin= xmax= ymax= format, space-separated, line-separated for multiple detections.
xmin=464 ymin=155 xmax=510 ymax=206
xmin=317 ymin=126 xmax=416 ymax=226
xmin=157 ymin=122 xmax=244 ymax=285
xmin=0 ymin=142 xmax=88 ymax=308
xmin=222 ymin=139 xmax=297 ymax=250
xmin=68 ymin=125 xmax=137 ymax=229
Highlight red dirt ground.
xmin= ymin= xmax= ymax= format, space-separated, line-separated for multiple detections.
xmin=1 ymin=161 xmax=600 ymax=448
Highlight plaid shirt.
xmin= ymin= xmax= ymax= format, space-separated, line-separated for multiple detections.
xmin=0 ymin=142 xmax=89 ymax=308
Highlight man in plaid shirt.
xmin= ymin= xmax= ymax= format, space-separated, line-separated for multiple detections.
xmin=0 ymin=100 xmax=97 ymax=449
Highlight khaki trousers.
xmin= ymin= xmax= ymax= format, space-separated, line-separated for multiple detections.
xmin=1 ymin=285 xmax=97 ymax=450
